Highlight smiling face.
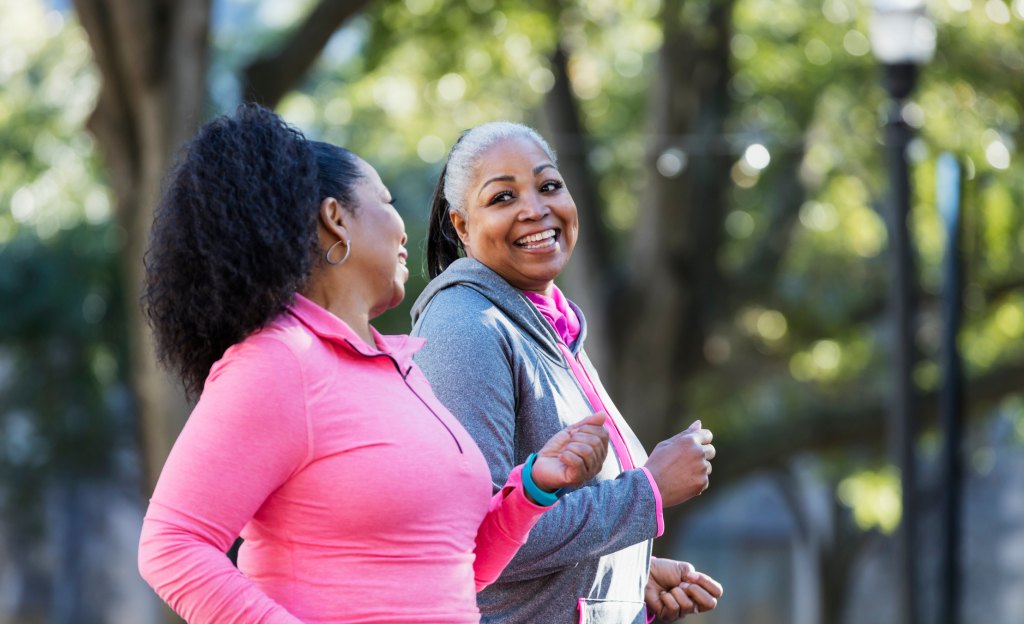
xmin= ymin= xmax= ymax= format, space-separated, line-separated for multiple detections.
xmin=344 ymin=159 xmax=409 ymax=316
xmin=450 ymin=136 xmax=578 ymax=294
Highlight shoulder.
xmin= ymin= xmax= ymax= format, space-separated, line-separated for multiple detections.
xmin=416 ymin=285 xmax=516 ymax=341
xmin=206 ymin=315 xmax=309 ymax=391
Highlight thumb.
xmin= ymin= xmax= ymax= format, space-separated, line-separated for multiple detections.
xmin=684 ymin=419 xmax=702 ymax=432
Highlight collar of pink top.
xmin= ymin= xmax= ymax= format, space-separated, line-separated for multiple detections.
xmin=286 ymin=293 xmax=425 ymax=368
xmin=522 ymin=285 xmax=581 ymax=347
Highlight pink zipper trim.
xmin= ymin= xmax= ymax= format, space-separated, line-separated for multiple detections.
xmin=555 ymin=343 xmax=664 ymax=536
xmin=555 ymin=343 xmax=634 ymax=470
xmin=639 ymin=467 xmax=665 ymax=537
xmin=577 ymin=598 xmax=587 ymax=624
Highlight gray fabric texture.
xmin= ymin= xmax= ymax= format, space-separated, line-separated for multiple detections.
xmin=410 ymin=258 xmax=657 ymax=624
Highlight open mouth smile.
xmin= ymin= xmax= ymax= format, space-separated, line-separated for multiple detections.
xmin=514 ymin=228 xmax=560 ymax=250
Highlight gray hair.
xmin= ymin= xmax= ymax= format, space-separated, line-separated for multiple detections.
xmin=442 ymin=121 xmax=557 ymax=215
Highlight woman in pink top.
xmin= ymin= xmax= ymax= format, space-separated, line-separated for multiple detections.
xmin=137 ymin=104 xmax=610 ymax=624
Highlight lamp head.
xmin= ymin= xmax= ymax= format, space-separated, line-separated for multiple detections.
xmin=869 ymin=0 xmax=936 ymax=65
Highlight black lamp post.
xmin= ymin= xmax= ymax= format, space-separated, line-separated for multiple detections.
xmin=869 ymin=2 xmax=935 ymax=624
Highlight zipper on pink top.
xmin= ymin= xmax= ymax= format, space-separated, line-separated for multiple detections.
xmin=346 ymin=339 xmax=464 ymax=454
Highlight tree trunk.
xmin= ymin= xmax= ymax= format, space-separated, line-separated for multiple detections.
xmin=541 ymin=43 xmax=615 ymax=370
xmin=616 ymin=0 xmax=737 ymax=446
xmin=73 ymin=6 xmax=210 ymax=620
xmin=73 ymin=0 xmax=211 ymax=498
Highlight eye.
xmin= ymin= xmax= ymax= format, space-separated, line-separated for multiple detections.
xmin=540 ymin=180 xmax=564 ymax=193
xmin=488 ymin=190 xmax=515 ymax=206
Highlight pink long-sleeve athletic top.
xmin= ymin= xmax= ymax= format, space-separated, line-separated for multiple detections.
xmin=138 ymin=294 xmax=549 ymax=624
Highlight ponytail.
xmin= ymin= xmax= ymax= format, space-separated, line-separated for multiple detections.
xmin=426 ymin=160 xmax=463 ymax=279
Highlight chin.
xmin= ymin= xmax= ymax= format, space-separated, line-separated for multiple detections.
xmin=388 ymin=286 xmax=406 ymax=309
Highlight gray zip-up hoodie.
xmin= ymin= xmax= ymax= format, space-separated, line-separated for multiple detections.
xmin=411 ymin=258 xmax=659 ymax=624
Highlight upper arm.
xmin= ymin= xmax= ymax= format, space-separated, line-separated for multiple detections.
xmin=147 ymin=336 xmax=311 ymax=549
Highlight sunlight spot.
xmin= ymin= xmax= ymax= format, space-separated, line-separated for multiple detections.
xmin=838 ymin=468 xmax=901 ymax=533
xmin=278 ymin=93 xmax=316 ymax=129
xmin=656 ymin=148 xmax=688 ymax=177
xmin=843 ymin=30 xmax=871 ymax=56
xmin=985 ymin=141 xmax=1011 ymax=169
xmin=756 ymin=310 xmax=788 ymax=341
xmin=823 ymin=0 xmax=853 ymax=23
xmin=528 ymin=67 xmax=555 ymax=94
xmin=799 ymin=201 xmax=839 ymax=232
xmin=805 ymin=39 xmax=833 ymax=65
xmin=324 ymin=97 xmax=352 ymax=125
xmin=725 ymin=210 xmax=755 ymax=239
xmin=437 ymin=73 xmax=467 ymax=102
xmin=731 ymin=34 xmax=757 ymax=60
xmin=84 ymin=189 xmax=111 ymax=224
xmin=503 ymin=34 xmax=531 ymax=59
xmin=11 ymin=187 xmax=36 ymax=222
xmin=811 ymin=340 xmax=841 ymax=370
xmin=405 ymin=0 xmax=437 ymax=16
xmin=417 ymin=136 xmax=446 ymax=163
xmin=996 ymin=303 xmax=1024 ymax=337
xmin=614 ymin=50 xmax=643 ymax=77
xmin=986 ymin=0 xmax=1012 ymax=23
xmin=744 ymin=143 xmax=771 ymax=170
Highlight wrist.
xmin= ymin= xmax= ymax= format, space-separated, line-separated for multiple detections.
xmin=523 ymin=453 xmax=562 ymax=506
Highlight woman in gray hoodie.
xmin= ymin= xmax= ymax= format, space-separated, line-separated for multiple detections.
xmin=411 ymin=122 xmax=723 ymax=624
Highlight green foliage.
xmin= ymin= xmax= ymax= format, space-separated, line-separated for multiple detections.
xmin=6 ymin=0 xmax=1024 ymax=546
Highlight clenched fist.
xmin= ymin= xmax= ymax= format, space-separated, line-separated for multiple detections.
xmin=530 ymin=412 xmax=610 ymax=493
xmin=644 ymin=420 xmax=715 ymax=507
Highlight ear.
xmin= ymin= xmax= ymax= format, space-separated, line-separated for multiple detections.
xmin=449 ymin=209 xmax=470 ymax=247
xmin=320 ymin=197 xmax=352 ymax=244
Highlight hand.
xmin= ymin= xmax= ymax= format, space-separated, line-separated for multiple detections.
xmin=644 ymin=557 xmax=723 ymax=621
xmin=643 ymin=420 xmax=715 ymax=507
xmin=531 ymin=412 xmax=609 ymax=492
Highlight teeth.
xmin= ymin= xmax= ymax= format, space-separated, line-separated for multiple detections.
xmin=516 ymin=229 xmax=556 ymax=245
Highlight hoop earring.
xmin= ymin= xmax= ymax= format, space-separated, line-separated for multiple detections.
xmin=325 ymin=237 xmax=351 ymax=266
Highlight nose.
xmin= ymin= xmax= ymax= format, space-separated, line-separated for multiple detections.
xmin=518 ymin=191 xmax=550 ymax=221
xmin=400 ymin=230 xmax=408 ymax=246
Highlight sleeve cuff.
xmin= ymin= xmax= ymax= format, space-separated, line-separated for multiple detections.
xmin=494 ymin=464 xmax=551 ymax=528
xmin=639 ymin=467 xmax=665 ymax=538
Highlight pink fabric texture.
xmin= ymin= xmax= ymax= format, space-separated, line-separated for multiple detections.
xmin=523 ymin=288 xmax=581 ymax=345
xmin=138 ymin=294 xmax=548 ymax=624
xmin=525 ymin=288 xmax=664 ymax=538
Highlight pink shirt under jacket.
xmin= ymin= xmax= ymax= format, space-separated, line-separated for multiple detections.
xmin=138 ymin=294 xmax=549 ymax=624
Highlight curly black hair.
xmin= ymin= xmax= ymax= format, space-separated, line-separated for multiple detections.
xmin=142 ymin=104 xmax=363 ymax=398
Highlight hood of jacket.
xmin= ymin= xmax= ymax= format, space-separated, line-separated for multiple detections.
xmin=410 ymin=258 xmax=587 ymax=361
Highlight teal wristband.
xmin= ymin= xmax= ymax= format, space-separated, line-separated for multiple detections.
xmin=523 ymin=453 xmax=563 ymax=506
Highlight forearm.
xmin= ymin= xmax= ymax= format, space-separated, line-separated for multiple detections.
xmin=473 ymin=465 xmax=549 ymax=590
xmin=495 ymin=468 xmax=660 ymax=582
xmin=139 ymin=505 xmax=303 ymax=624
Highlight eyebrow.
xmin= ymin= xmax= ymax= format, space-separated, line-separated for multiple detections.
xmin=478 ymin=163 xmax=558 ymax=196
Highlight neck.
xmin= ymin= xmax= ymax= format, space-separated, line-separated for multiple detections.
xmin=302 ymin=277 xmax=376 ymax=347
xmin=522 ymin=282 xmax=555 ymax=297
